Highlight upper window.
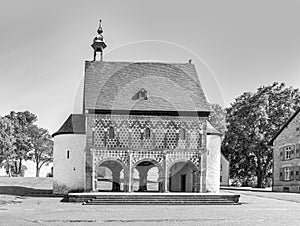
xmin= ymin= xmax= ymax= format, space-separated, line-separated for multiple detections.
xmin=197 ymin=133 xmax=203 ymax=148
xmin=67 ymin=150 xmax=70 ymax=159
xmin=108 ymin=126 xmax=115 ymax=139
xmin=285 ymin=146 xmax=292 ymax=160
xmin=180 ymin=128 xmax=186 ymax=140
xmin=145 ymin=128 xmax=151 ymax=139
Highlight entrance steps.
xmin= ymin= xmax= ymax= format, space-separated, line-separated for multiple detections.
xmin=66 ymin=193 xmax=240 ymax=205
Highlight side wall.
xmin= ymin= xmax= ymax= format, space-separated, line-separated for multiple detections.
xmin=220 ymin=154 xmax=230 ymax=186
xmin=206 ymin=134 xmax=221 ymax=193
xmin=273 ymin=112 xmax=300 ymax=192
xmin=53 ymin=134 xmax=86 ymax=194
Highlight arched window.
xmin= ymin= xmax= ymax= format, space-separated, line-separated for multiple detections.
xmin=197 ymin=133 xmax=203 ymax=148
xmin=67 ymin=150 xmax=70 ymax=159
xmin=180 ymin=128 xmax=186 ymax=140
xmin=109 ymin=126 xmax=115 ymax=139
xmin=145 ymin=128 xmax=151 ymax=139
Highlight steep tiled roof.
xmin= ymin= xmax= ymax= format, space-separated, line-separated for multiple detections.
xmin=84 ymin=61 xmax=211 ymax=114
xmin=52 ymin=114 xmax=85 ymax=137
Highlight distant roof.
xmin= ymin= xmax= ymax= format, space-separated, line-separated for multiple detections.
xmin=206 ymin=121 xmax=222 ymax=136
xmin=84 ymin=61 xmax=211 ymax=115
xmin=269 ymin=108 xmax=300 ymax=145
xmin=52 ymin=114 xmax=85 ymax=137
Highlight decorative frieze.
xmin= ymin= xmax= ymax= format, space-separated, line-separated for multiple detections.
xmin=89 ymin=114 xmax=204 ymax=150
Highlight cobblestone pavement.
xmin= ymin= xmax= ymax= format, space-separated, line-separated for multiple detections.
xmin=0 ymin=190 xmax=300 ymax=226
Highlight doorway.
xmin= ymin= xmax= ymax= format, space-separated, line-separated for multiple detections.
xmin=181 ymin=174 xmax=186 ymax=192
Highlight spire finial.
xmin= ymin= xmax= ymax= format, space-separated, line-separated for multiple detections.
xmin=97 ymin=19 xmax=103 ymax=35
xmin=91 ymin=19 xmax=107 ymax=61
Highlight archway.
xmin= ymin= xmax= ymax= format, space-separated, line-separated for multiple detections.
xmin=168 ymin=160 xmax=199 ymax=192
xmin=95 ymin=159 xmax=125 ymax=192
xmin=132 ymin=159 xmax=163 ymax=192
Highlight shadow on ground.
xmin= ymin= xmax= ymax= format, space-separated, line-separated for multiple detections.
xmin=0 ymin=186 xmax=57 ymax=197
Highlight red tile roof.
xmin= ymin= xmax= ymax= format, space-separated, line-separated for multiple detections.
xmin=84 ymin=61 xmax=211 ymax=113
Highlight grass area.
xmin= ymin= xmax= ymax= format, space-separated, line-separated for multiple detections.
xmin=0 ymin=177 xmax=53 ymax=196
xmin=0 ymin=177 xmax=52 ymax=189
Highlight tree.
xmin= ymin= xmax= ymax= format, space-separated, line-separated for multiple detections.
xmin=208 ymin=103 xmax=227 ymax=134
xmin=4 ymin=111 xmax=37 ymax=176
xmin=28 ymin=125 xmax=53 ymax=177
xmin=223 ymin=82 xmax=300 ymax=187
xmin=0 ymin=117 xmax=16 ymax=177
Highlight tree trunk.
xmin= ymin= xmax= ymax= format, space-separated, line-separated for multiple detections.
xmin=8 ymin=164 xmax=11 ymax=177
xmin=18 ymin=159 xmax=22 ymax=175
xmin=36 ymin=164 xmax=40 ymax=177
xmin=256 ymin=170 xmax=264 ymax=188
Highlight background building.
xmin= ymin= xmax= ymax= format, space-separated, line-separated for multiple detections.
xmin=270 ymin=108 xmax=300 ymax=192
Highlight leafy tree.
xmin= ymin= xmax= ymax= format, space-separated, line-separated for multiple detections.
xmin=4 ymin=111 xmax=37 ymax=176
xmin=208 ymin=103 xmax=227 ymax=134
xmin=28 ymin=125 xmax=53 ymax=177
xmin=223 ymin=82 xmax=300 ymax=187
xmin=0 ymin=117 xmax=16 ymax=177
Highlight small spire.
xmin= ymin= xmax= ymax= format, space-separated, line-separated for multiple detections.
xmin=97 ymin=19 xmax=103 ymax=35
xmin=91 ymin=19 xmax=107 ymax=61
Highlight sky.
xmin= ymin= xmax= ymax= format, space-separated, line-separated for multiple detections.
xmin=1 ymin=0 xmax=300 ymax=139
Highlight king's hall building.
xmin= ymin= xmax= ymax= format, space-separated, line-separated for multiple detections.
xmin=52 ymin=21 xmax=223 ymax=194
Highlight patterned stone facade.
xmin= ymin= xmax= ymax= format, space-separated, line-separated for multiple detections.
xmin=85 ymin=114 xmax=207 ymax=192
xmin=272 ymin=110 xmax=300 ymax=192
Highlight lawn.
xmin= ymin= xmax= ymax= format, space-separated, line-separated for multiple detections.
xmin=0 ymin=177 xmax=53 ymax=196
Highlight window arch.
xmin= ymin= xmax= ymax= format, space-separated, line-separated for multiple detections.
xmin=108 ymin=126 xmax=115 ymax=139
xmin=197 ymin=133 xmax=203 ymax=148
xmin=145 ymin=127 xmax=151 ymax=139
xmin=180 ymin=128 xmax=186 ymax=140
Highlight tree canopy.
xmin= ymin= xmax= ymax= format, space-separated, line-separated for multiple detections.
xmin=223 ymin=82 xmax=300 ymax=187
xmin=28 ymin=125 xmax=53 ymax=177
xmin=0 ymin=111 xmax=53 ymax=177
xmin=208 ymin=103 xmax=226 ymax=135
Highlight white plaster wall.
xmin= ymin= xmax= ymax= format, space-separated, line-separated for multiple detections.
xmin=220 ymin=154 xmax=230 ymax=186
xmin=53 ymin=134 xmax=86 ymax=194
xmin=206 ymin=134 xmax=221 ymax=193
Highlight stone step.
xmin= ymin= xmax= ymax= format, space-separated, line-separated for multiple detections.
xmin=91 ymin=195 xmax=228 ymax=199
xmin=83 ymin=196 xmax=237 ymax=205
xmin=86 ymin=200 xmax=233 ymax=203
xmin=67 ymin=193 xmax=240 ymax=204
xmin=84 ymin=200 xmax=236 ymax=205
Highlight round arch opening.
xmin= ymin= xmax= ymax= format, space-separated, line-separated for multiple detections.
xmin=95 ymin=159 xmax=125 ymax=192
xmin=132 ymin=159 xmax=163 ymax=192
xmin=168 ymin=160 xmax=199 ymax=192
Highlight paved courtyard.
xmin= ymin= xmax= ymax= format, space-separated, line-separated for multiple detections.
xmin=0 ymin=190 xmax=299 ymax=225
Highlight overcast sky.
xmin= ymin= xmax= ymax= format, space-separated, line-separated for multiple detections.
xmin=1 ymin=0 xmax=300 ymax=135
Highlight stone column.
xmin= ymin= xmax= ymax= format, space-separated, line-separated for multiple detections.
xmin=163 ymin=151 xmax=169 ymax=192
xmin=85 ymin=148 xmax=93 ymax=191
xmin=92 ymin=155 xmax=96 ymax=191
xmin=192 ymin=171 xmax=200 ymax=192
xmin=127 ymin=151 xmax=133 ymax=192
